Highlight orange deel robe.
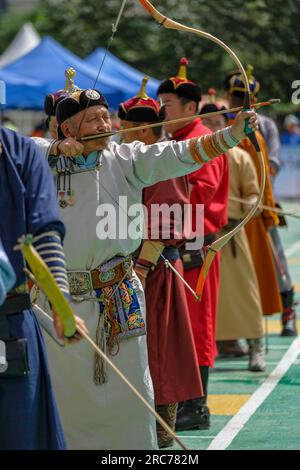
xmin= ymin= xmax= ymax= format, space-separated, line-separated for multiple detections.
xmin=238 ymin=130 xmax=283 ymax=315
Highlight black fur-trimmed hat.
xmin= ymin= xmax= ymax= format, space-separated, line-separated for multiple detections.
xmin=56 ymin=89 xmax=108 ymax=138
xmin=56 ymin=89 xmax=108 ymax=126
xmin=200 ymin=88 xmax=228 ymax=118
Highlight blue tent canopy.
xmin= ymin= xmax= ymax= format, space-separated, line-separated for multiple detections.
xmin=84 ymin=48 xmax=160 ymax=98
xmin=1 ymin=37 xmax=135 ymax=109
xmin=0 ymin=69 xmax=48 ymax=109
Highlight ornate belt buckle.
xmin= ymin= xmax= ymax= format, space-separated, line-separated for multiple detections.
xmin=67 ymin=270 xmax=93 ymax=295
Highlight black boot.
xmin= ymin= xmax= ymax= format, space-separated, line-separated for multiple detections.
xmin=175 ymin=366 xmax=210 ymax=431
xmin=175 ymin=397 xmax=210 ymax=431
xmin=281 ymin=288 xmax=298 ymax=337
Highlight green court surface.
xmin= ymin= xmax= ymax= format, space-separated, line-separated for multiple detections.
xmin=170 ymin=202 xmax=300 ymax=451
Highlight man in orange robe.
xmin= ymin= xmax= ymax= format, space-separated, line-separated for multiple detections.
xmin=224 ymin=71 xmax=283 ymax=329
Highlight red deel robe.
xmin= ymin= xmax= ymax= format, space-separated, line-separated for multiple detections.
xmin=173 ymin=118 xmax=229 ymax=366
xmin=143 ymin=176 xmax=203 ymax=405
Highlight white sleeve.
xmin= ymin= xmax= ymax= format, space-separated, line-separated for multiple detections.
xmin=31 ymin=137 xmax=55 ymax=161
xmin=110 ymin=139 xmax=202 ymax=189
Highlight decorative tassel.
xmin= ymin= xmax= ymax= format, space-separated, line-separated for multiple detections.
xmin=94 ymin=312 xmax=108 ymax=385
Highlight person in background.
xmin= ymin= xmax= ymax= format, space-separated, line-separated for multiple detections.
xmin=247 ymin=68 xmax=298 ymax=336
xmin=281 ymin=114 xmax=300 ymax=144
xmin=201 ymin=93 xmax=265 ymax=371
xmin=224 ymin=68 xmax=283 ymax=356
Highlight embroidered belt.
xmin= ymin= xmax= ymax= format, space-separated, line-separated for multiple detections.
xmin=67 ymin=257 xmax=133 ymax=296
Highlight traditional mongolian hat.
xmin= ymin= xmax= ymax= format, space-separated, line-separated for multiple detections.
xmin=224 ymin=65 xmax=260 ymax=99
xmin=157 ymin=57 xmax=202 ymax=103
xmin=200 ymin=88 xmax=228 ymax=117
xmin=56 ymin=87 xmax=108 ymax=138
xmin=118 ymin=77 xmax=161 ymax=123
xmin=44 ymin=68 xmax=80 ymax=123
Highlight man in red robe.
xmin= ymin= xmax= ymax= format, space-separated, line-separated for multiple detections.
xmin=157 ymin=58 xmax=229 ymax=431
xmin=118 ymin=78 xmax=203 ymax=448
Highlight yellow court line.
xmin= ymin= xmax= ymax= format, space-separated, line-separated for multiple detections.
xmin=207 ymin=395 xmax=251 ymax=416
xmin=287 ymin=258 xmax=300 ymax=265
xmin=264 ymin=319 xmax=300 ymax=334
xmin=294 ymin=283 xmax=300 ymax=293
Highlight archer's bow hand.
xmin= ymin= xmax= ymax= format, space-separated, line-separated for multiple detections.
xmin=53 ymin=311 xmax=89 ymax=344
xmin=51 ymin=138 xmax=84 ymax=157
xmin=231 ymin=111 xmax=259 ymax=141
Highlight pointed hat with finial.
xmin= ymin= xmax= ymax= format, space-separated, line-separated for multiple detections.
xmin=118 ymin=76 xmax=161 ymax=122
xmin=157 ymin=57 xmax=202 ymax=102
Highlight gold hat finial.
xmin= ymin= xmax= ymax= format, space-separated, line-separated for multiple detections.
xmin=177 ymin=57 xmax=189 ymax=80
xmin=64 ymin=67 xmax=78 ymax=94
xmin=208 ymin=88 xmax=217 ymax=104
xmin=137 ymin=76 xmax=150 ymax=100
xmin=246 ymin=64 xmax=254 ymax=80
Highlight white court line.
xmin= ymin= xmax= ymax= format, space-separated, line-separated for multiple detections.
xmin=286 ymin=240 xmax=300 ymax=257
xmin=207 ymin=335 xmax=300 ymax=450
xmin=214 ymin=361 xmax=279 ymax=366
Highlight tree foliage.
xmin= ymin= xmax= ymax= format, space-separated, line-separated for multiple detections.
xmin=1 ymin=0 xmax=299 ymax=108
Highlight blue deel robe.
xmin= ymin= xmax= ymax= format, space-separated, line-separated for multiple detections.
xmin=0 ymin=238 xmax=16 ymax=305
xmin=0 ymin=126 xmax=66 ymax=450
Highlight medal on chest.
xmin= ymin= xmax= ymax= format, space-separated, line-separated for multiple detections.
xmin=57 ymin=158 xmax=76 ymax=208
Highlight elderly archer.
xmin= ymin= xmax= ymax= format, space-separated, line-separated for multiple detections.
xmin=35 ymin=86 xmax=258 ymax=450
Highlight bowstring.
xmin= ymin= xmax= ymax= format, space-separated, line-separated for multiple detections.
xmin=76 ymin=0 xmax=128 ymax=137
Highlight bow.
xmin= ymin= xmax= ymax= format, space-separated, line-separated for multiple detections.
xmin=16 ymin=235 xmax=77 ymax=337
xmin=138 ymin=0 xmax=266 ymax=299
xmin=16 ymin=235 xmax=187 ymax=450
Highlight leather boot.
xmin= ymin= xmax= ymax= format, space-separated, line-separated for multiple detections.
xmin=156 ymin=403 xmax=178 ymax=449
xmin=247 ymin=338 xmax=265 ymax=372
xmin=175 ymin=397 xmax=210 ymax=431
xmin=217 ymin=340 xmax=249 ymax=357
xmin=175 ymin=366 xmax=210 ymax=431
xmin=281 ymin=288 xmax=298 ymax=337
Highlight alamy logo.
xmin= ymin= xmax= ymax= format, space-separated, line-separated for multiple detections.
xmin=95 ymin=197 xmax=205 ymax=250
xmin=291 ymin=81 xmax=300 ymax=105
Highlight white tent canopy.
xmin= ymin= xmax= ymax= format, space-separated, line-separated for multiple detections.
xmin=0 ymin=22 xmax=41 ymax=68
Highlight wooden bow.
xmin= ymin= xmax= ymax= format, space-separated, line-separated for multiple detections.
xmin=138 ymin=0 xmax=266 ymax=299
